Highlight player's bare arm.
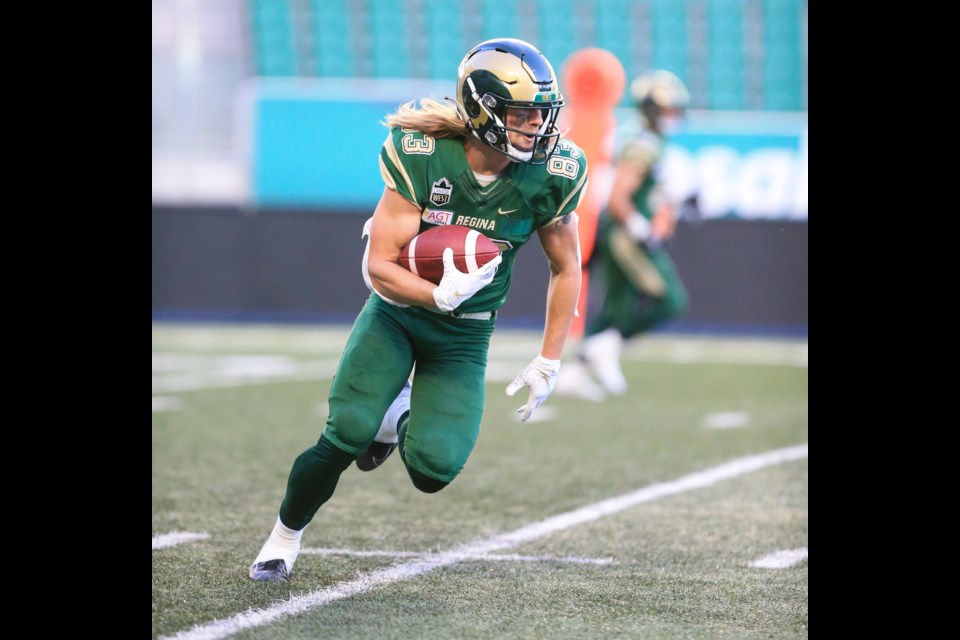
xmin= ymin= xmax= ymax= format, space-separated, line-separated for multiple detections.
xmin=366 ymin=187 xmax=439 ymax=307
xmin=537 ymin=212 xmax=582 ymax=360
xmin=651 ymin=203 xmax=678 ymax=241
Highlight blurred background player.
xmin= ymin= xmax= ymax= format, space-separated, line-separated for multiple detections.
xmin=550 ymin=48 xmax=626 ymax=402
xmin=248 ymin=38 xmax=587 ymax=583
xmin=577 ymin=70 xmax=692 ymax=396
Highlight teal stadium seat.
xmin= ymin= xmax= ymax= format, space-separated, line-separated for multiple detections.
xmin=708 ymin=68 xmax=744 ymax=110
xmin=424 ymin=0 xmax=463 ymax=79
xmin=247 ymin=0 xmax=805 ymax=111
xmin=765 ymin=0 xmax=799 ymax=20
xmin=481 ymin=0 xmax=518 ymax=41
xmin=652 ymin=0 xmax=688 ymax=82
xmin=708 ymin=0 xmax=744 ymax=110
xmin=311 ymin=0 xmax=353 ymax=77
xmin=250 ymin=0 xmax=296 ymax=76
xmin=538 ymin=0 xmax=576 ymax=72
xmin=596 ymin=0 xmax=632 ymax=71
xmin=369 ymin=0 xmax=409 ymax=78
xmin=764 ymin=50 xmax=801 ymax=110
xmin=763 ymin=1 xmax=802 ymax=110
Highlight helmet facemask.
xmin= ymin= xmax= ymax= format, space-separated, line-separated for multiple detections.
xmin=456 ymin=39 xmax=565 ymax=165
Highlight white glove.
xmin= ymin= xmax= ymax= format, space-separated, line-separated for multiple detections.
xmin=433 ymin=247 xmax=502 ymax=312
xmin=505 ymin=355 xmax=561 ymax=422
xmin=624 ymin=211 xmax=662 ymax=250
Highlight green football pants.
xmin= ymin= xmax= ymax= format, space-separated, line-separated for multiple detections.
xmin=278 ymin=294 xmax=495 ymax=530
xmin=585 ymin=219 xmax=688 ymax=340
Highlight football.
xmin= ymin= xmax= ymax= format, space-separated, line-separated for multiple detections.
xmin=398 ymin=225 xmax=501 ymax=285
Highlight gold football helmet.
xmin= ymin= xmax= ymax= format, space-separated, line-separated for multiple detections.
xmin=630 ymin=70 xmax=690 ymax=133
xmin=456 ymin=38 xmax=565 ymax=164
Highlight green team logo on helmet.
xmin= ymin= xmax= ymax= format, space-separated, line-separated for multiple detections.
xmin=456 ymin=38 xmax=565 ymax=165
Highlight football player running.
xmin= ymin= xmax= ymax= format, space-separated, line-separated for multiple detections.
xmin=250 ymin=38 xmax=588 ymax=582
xmin=577 ymin=70 xmax=692 ymax=396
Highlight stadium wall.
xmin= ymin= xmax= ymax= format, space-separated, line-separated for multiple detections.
xmin=152 ymin=206 xmax=807 ymax=337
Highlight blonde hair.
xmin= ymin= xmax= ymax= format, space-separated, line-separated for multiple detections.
xmin=383 ymin=98 xmax=470 ymax=139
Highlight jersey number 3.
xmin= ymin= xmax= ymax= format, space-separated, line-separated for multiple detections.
xmin=402 ymin=132 xmax=435 ymax=155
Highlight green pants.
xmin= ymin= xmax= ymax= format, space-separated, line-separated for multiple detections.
xmin=279 ymin=294 xmax=496 ymax=529
xmin=585 ymin=216 xmax=688 ymax=340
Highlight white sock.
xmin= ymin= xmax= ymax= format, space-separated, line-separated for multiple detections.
xmin=253 ymin=515 xmax=305 ymax=571
xmin=375 ymin=381 xmax=411 ymax=444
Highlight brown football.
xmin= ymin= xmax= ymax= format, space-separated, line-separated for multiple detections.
xmin=398 ymin=225 xmax=501 ymax=285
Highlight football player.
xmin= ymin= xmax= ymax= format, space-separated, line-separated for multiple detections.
xmin=577 ymin=70 xmax=692 ymax=396
xmin=250 ymin=38 xmax=588 ymax=582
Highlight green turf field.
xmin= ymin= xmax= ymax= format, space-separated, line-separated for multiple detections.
xmin=153 ymin=323 xmax=808 ymax=640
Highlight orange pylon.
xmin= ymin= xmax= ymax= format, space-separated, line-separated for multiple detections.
xmin=558 ymin=48 xmax=626 ymax=338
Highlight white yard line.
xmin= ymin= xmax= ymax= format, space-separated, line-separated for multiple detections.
xmin=152 ymin=396 xmax=183 ymax=413
xmin=300 ymin=547 xmax=612 ymax=565
xmin=152 ymin=531 xmax=210 ymax=550
xmin=151 ymin=361 xmax=338 ymax=394
xmin=159 ymin=443 xmax=808 ymax=640
xmin=703 ymin=411 xmax=750 ymax=429
xmin=749 ymin=547 xmax=808 ymax=568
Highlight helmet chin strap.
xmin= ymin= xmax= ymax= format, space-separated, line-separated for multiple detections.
xmin=509 ymin=117 xmax=556 ymax=162
xmin=481 ymin=103 xmax=531 ymax=162
xmin=508 ymin=145 xmax=533 ymax=162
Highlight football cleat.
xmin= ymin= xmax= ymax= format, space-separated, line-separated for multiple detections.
xmin=356 ymin=380 xmax=411 ymax=471
xmin=249 ymin=559 xmax=289 ymax=582
xmin=552 ymin=358 xmax=607 ymax=402
xmin=356 ymin=441 xmax=398 ymax=472
xmin=581 ymin=328 xmax=628 ymax=396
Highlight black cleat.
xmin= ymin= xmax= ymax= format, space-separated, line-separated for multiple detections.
xmin=249 ymin=559 xmax=289 ymax=582
xmin=357 ymin=380 xmax=410 ymax=471
xmin=356 ymin=441 xmax=398 ymax=472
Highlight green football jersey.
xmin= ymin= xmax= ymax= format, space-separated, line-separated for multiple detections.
xmin=617 ymin=129 xmax=664 ymax=219
xmin=379 ymin=126 xmax=589 ymax=313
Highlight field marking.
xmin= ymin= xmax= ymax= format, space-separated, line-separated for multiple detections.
xmin=749 ymin=547 xmax=808 ymax=568
xmin=153 ymin=396 xmax=183 ymax=413
xmin=152 ymin=360 xmax=339 ymax=394
xmin=152 ymin=337 xmax=806 ymax=394
xmin=160 ymin=443 xmax=807 ymax=640
xmin=153 ymin=531 xmax=210 ymax=550
xmin=703 ymin=411 xmax=750 ymax=429
xmin=301 ymin=547 xmax=612 ymax=565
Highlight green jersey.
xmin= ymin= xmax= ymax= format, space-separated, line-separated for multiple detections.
xmin=379 ymin=126 xmax=589 ymax=313
xmin=617 ymin=129 xmax=664 ymax=219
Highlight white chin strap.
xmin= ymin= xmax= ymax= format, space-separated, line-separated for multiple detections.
xmin=509 ymin=117 xmax=555 ymax=162
xmin=499 ymin=112 xmax=540 ymax=162
xmin=508 ymin=146 xmax=533 ymax=162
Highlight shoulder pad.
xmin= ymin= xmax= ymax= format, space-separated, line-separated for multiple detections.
xmin=619 ymin=131 xmax=661 ymax=168
xmin=379 ymin=127 xmax=440 ymax=205
xmin=519 ymin=139 xmax=589 ymax=224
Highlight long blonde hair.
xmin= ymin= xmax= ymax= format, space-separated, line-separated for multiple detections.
xmin=383 ymin=98 xmax=470 ymax=139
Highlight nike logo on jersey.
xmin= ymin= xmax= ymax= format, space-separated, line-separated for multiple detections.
xmin=497 ymin=207 xmax=518 ymax=215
